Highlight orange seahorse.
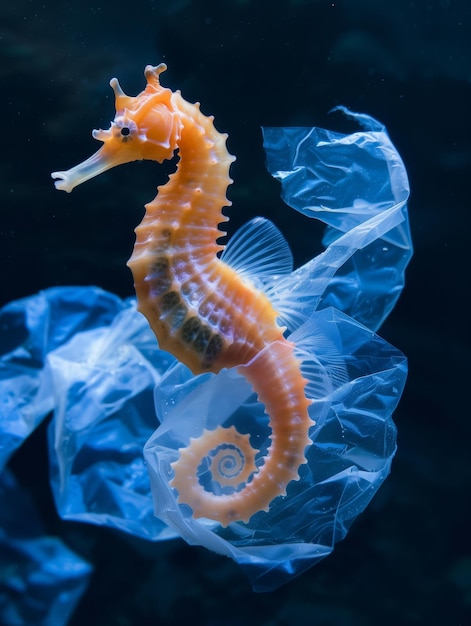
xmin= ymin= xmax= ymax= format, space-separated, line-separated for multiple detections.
xmin=51 ymin=64 xmax=313 ymax=527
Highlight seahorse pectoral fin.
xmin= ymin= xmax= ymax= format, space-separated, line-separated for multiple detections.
xmin=51 ymin=142 xmax=139 ymax=193
xmin=221 ymin=217 xmax=293 ymax=285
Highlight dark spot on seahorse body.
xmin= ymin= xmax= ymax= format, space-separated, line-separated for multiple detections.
xmin=193 ymin=325 xmax=212 ymax=354
xmin=150 ymin=256 xmax=169 ymax=275
xmin=159 ymin=292 xmax=187 ymax=329
xmin=151 ymin=229 xmax=173 ymax=254
xmin=147 ymin=256 xmax=172 ymax=295
xmin=181 ymin=317 xmax=201 ymax=343
xmin=167 ymin=303 xmax=187 ymax=329
xmin=159 ymin=228 xmax=172 ymax=250
xmin=284 ymin=452 xmax=298 ymax=470
xmin=160 ymin=291 xmax=180 ymax=311
xmin=226 ymin=509 xmax=239 ymax=521
xmin=149 ymin=277 xmax=172 ymax=297
xmin=203 ymin=333 xmax=223 ymax=366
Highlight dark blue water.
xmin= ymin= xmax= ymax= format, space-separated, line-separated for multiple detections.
xmin=1 ymin=1 xmax=470 ymax=624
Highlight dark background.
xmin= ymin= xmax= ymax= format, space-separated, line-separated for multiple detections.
xmin=1 ymin=1 xmax=470 ymax=624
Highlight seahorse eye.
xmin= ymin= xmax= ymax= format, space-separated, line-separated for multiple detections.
xmin=113 ymin=116 xmax=138 ymax=142
xmin=118 ymin=124 xmax=133 ymax=142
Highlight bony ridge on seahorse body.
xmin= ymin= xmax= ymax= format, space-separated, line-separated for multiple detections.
xmin=51 ymin=63 xmax=315 ymax=527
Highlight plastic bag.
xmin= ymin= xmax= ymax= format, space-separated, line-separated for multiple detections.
xmin=47 ymin=299 xmax=177 ymax=540
xmin=0 ymin=287 xmax=124 ymax=472
xmin=0 ymin=287 xmax=177 ymax=541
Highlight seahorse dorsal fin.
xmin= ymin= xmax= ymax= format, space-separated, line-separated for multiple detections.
xmin=221 ymin=217 xmax=293 ymax=286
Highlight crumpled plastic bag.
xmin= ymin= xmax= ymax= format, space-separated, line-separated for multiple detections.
xmin=0 ymin=287 xmax=178 ymax=542
xmin=47 ymin=298 xmax=177 ymax=541
xmin=0 ymin=287 xmax=123 ymax=472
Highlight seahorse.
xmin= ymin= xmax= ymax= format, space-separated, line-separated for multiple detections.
xmin=51 ymin=64 xmax=314 ymax=527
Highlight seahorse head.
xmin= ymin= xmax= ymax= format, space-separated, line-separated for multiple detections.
xmin=52 ymin=64 xmax=181 ymax=193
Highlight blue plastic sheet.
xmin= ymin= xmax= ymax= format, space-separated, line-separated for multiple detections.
xmin=0 ymin=287 xmax=177 ymax=541
xmin=261 ymin=107 xmax=411 ymax=332
xmin=0 ymin=469 xmax=92 ymax=626
xmin=47 ymin=299 xmax=177 ymax=541
xmin=0 ymin=110 xmax=411 ymax=593
xmin=0 ymin=287 xmax=123 ymax=472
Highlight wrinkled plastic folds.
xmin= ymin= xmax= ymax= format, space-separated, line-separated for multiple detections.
xmin=262 ymin=106 xmax=411 ymax=332
xmin=0 ymin=287 xmax=123 ymax=472
xmin=0 ymin=287 xmax=177 ymax=541
xmin=1 ymin=110 xmax=411 ymax=593
xmin=47 ymin=298 xmax=179 ymax=541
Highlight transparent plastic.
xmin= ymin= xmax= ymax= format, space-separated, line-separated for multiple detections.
xmin=0 ymin=287 xmax=177 ymax=541
xmin=47 ymin=300 xmax=178 ymax=541
xmin=0 ymin=287 xmax=124 ymax=472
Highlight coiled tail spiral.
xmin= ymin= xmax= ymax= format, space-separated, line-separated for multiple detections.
xmin=170 ymin=339 xmax=314 ymax=526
